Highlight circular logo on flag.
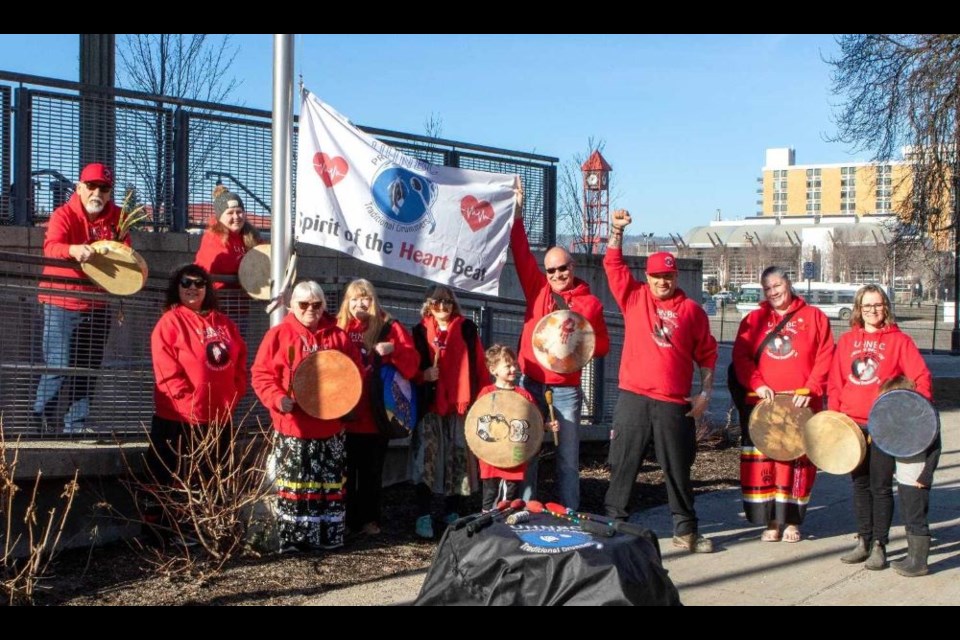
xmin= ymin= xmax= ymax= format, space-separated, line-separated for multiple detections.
xmin=371 ymin=167 xmax=437 ymax=225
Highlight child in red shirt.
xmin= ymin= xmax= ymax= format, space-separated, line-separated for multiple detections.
xmin=476 ymin=345 xmax=558 ymax=511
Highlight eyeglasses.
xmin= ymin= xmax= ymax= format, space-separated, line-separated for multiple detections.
xmin=429 ymin=298 xmax=454 ymax=309
xmin=545 ymin=263 xmax=570 ymax=275
xmin=861 ymin=303 xmax=886 ymax=311
xmin=179 ymin=277 xmax=207 ymax=289
xmin=297 ymin=301 xmax=323 ymax=311
xmin=83 ymin=182 xmax=112 ymax=193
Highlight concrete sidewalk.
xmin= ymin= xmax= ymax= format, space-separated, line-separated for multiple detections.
xmin=307 ymin=408 xmax=960 ymax=606
xmin=637 ymin=407 xmax=960 ymax=606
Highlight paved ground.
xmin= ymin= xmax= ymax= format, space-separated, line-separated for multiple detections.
xmin=306 ymin=356 xmax=960 ymax=606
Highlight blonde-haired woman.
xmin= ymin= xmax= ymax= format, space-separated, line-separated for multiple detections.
xmin=409 ymin=285 xmax=487 ymax=539
xmin=336 ymin=279 xmax=419 ymax=536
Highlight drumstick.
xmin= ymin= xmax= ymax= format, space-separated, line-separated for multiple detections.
xmin=287 ymin=345 xmax=296 ymax=396
xmin=544 ymin=389 xmax=558 ymax=446
xmin=747 ymin=388 xmax=810 ymax=398
xmin=94 ymin=245 xmax=113 ymax=255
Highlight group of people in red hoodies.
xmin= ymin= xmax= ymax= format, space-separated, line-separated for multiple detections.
xmin=36 ymin=166 xmax=938 ymax=574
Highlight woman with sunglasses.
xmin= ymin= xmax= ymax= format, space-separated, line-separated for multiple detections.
xmin=409 ymin=285 xmax=487 ymax=538
xmin=828 ymin=285 xmax=934 ymax=574
xmin=336 ymin=279 xmax=419 ymax=537
xmin=194 ymin=185 xmax=262 ymax=329
xmin=148 ymin=264 xmax=247 ymax=541
xmin=252 ymin=281 xmax=363 ymax=552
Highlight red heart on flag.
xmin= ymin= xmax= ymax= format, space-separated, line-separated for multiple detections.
xmin=460 ymin=196 xmax=495 ymax=232
xmin=314 ymin=153 xmax=348 ymax=187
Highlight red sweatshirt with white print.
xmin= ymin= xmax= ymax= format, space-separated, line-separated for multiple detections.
xmin=603 ymin=248 xmax=718 ymax=404
xmin=343 ymin=316 xmax=420 ymax=435
xmin=152 ymin=305 xmax=247 ymax=424
xmin=828 ymin=324 xmax=932 ymax=425
xmin=38 ymin=193 xmax=130 ymax=311
xmin=252 ymin=312 xmax=363 ymax=440
xmin=510 ymin=221 xmax=610 ymax=386
xmin=733 ymin=297 xmax=834 ymax=408
xmin=194 ymin=229 xmax=249 ymax=290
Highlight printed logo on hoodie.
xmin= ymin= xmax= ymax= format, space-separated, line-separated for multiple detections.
xmin=847 ymin=337 xmax=887 ymax=386
xmin=652 ymin=309 xmax=679 ymax=348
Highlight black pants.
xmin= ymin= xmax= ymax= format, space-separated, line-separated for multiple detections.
xmin=850 ymin=441 xmax=895 ymax=544
xmin=143 ymin=415 xmax=230 ymax=528
xmin=604 ymin=391 xmax=698 ymax=536
xmin=481 ymin=479 xmax=520 ymax=511
xmin=416 ymin=483 xmax=462 ymax=518
xmin=345 ymin=432 xmax=388 ymax=530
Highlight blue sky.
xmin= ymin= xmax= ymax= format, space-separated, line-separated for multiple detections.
xmin=0 ymin=34 xmax=860 ymax=235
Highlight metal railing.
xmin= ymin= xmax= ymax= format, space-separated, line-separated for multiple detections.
xmin=0 ymin=71 xmax=558 ymax=248
xmin=0 ymin=253 xmax=623 ymax=440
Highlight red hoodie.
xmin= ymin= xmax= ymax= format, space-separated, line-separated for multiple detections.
xmin=342 ymin=316 xmax=420 ymax=434
xmin=603 ymin=247 xmax=718 ymax=404
xmin=38 ymin=193 xmax=129 ymax=311
xmin=152 ymin=305 xmax=247 ymax=424
xmin=733 ymin=297 xmax=834 ymax=408
xmin=194 ymin=229 xmax=249 ymax=290
xmin=252 ymin=313 xmax=363 ymax=439
xmin=510 ymin=222 xmax=610 ymax=385
xmin=828 ymin=324 xmax=932 ymax=424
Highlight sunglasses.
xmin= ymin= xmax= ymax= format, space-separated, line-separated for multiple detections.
xmin=83 ymin=182 xmax=112 ymax=193
xmin=297 ymin=301 xmax=323 ymax=311
xmin=545 ymin=263 xmax=570 ymax=275
xmin=179 ymin=277 xmax=207 ymax=289
xmin=429 ymin=298 xmax=454 ymax=309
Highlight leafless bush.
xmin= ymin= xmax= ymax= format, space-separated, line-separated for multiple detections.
xmin=1 ymin=419 xmax=79 ymax=605
xmin=119 ymin=411 xmax=273 ymax=580
xmin=695 ymin=406 xmax=738 ymax=450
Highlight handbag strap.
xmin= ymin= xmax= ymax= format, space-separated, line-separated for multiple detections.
xmin=753 ymin=310 xmax=798 ymax=364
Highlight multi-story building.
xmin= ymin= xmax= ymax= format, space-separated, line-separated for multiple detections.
xmin=681 ymin=148 xmax=952 ymax=298
xmin=758 ymin=147 xmax=912 ymax=219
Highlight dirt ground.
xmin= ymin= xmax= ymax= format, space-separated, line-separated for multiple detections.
xmin=37 ymin=431 xmax=740 ymax=606
xmin=31 ymin=378 xmax=960 ymax=605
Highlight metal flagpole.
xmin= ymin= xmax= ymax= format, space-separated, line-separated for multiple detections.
xmin=271 ymin=34 xmax=294 ymax=327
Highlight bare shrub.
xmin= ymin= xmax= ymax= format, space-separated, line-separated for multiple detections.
xmin=119 ymin=412 xmax=273 ymax=580
xmin=1 ymin=419 xmax=79 ymax=605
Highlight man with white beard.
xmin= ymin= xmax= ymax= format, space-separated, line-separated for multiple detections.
xmin=33 ymin=163 xmax=131 ymax=433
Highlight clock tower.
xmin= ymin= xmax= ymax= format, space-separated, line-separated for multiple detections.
xmin=577 ymin=150 xmax=612 ymax=254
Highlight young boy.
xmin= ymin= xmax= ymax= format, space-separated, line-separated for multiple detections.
xmin=476 ymin=345 xmax=558 ymax=511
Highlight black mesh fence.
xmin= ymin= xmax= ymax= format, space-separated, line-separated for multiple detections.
xmin=0 ymin=253 xmax=620 ymax=440
xmin=1 ymin=72 xmax=558 ymax=247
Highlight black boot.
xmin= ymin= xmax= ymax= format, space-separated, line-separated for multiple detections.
xmin=892 ymin=535 xmax=930 ymax=577
xmin=865 ymin=541 xmax=887 ymax=570
xmin=840 ymin=536 xmax=871 ymax=564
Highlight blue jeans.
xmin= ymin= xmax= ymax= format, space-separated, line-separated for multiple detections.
xmin=520 ymin=378 xmax=583 ymax=511
xmin=33 ymin=304 xmax=109 ymax=430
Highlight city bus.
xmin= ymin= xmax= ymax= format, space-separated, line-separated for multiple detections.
xmin=736 ymin=282 xmax=864 ymax=320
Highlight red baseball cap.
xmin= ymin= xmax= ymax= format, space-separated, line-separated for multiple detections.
xmin=79 ymin=163 xmax=113 ymax=187
xmin=646 ymin=251 xmax=678 ymax=274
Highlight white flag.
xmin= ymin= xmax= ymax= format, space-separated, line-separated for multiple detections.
xmin=296 ymin=89 xmax=517 ymax=294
